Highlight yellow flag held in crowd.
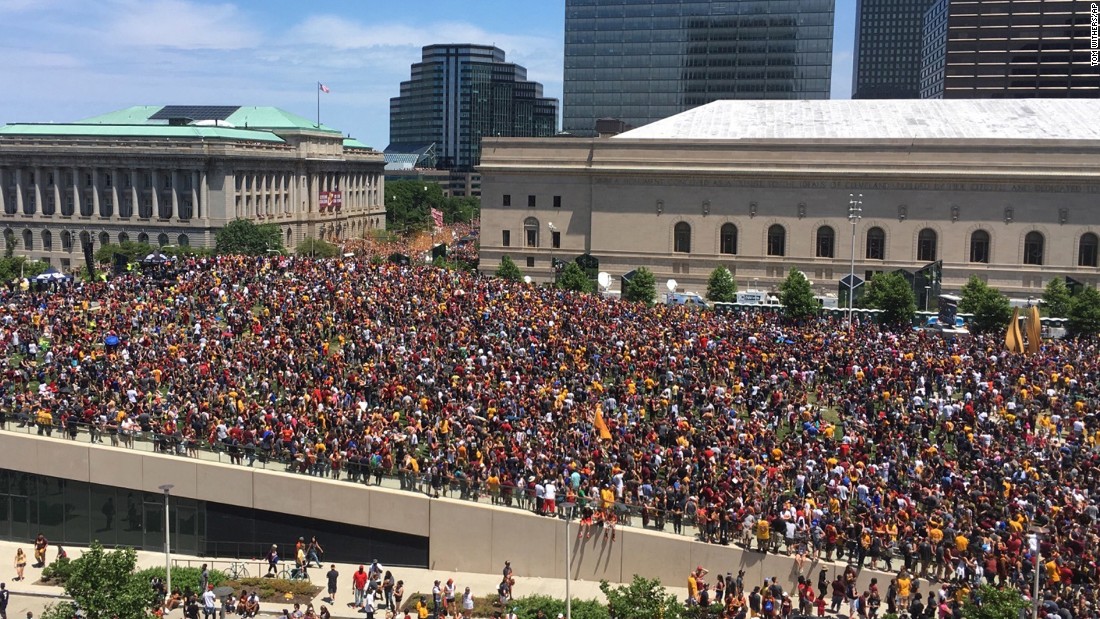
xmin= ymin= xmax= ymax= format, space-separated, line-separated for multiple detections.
xmin=1005 ymin=308 xmax=1025 ymax=354
xmin=1027 ymin=305 xmax=1042 ymax=354
xmin=594 ymin=405 xmax=612 ymax=441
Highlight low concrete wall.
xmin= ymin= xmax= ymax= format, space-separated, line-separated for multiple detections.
xmin=0 ymin=432 xmax=892 ymax=592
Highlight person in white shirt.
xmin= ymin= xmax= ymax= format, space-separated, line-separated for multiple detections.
xmin=462 ymin=587 xmax=474 ymax=618
xmin=201 ymin=586 xmax=217 ymax=619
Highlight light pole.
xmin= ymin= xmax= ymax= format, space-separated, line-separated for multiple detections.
xmin=848 ymin=194 xmax=863 ymax=333
xmin=924 ymin=285 xmax=932 ymax=312
xmin=548 ymin=222 xmax=558 ymax=284
xmin=1031 ymin=527 xmax=1046 ymax=619
xmin=562 ymin=501 xmax=575 ymax=619
xmin=159 ymin=484 xmax=174 ymax=603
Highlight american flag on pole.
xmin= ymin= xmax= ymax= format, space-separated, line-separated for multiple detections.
xmin=318 ymin=82 xmax=330 ymax=93
xmin=431 ymin=208 xmax=444 ymax=228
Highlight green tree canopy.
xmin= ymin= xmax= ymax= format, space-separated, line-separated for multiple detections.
xmin=1067 ymin=286 xmax=1100 ymax=338
xmin=384 ymin=180 xmax=480 ymax=232
xmin=600 ymin=576 xmax=683 ymax=619
xmin=778 ymin=268 xmax=818 ymax=321
xmin=296 ymin=237 xmax=341 ymax=258
xmin=94 ymin=240 xmax=153 ymax=264
xmin=862 ymin=272 xmax=918 ymax=326
xmin=958 ymin=275 xmax=1012 ymax=335
xmin=960 ymin=584 xmax=1028 ymax=619
xmin=624 ymin=267 xmax=657 ymax=305
xmin=58 ymin=542 xmax=158 ymax=619
xmin=0 ymin=257 xmax=48 ymax=283
xmin=558 ymin=261 xmax=594 ymax=293
xmin=496 ymin=255 xmax=523 ymax=281
xmin=215 ymin=219 xmax=284 ymax=255
xmin=1042 ymin=277 xmax=1073 ymax=318
xmin=706 ymin=266 xmax=737 ymax=303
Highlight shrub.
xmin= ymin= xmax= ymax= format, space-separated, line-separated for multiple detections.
xmin=41 ymin=557 xmax=74 ymax=585
xmin=226 ymin=577 xmax=320 ymax=604
xmin=135 ymin=566 xmax=227 ymax=596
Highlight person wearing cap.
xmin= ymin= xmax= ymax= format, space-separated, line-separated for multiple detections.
xmin=266 ymin=545 xmax=280 ymax=577
xmin=201 ymin=584 xmax=217 ymax=619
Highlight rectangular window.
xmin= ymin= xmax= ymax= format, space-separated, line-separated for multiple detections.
xmin=526 ymin=256 xmax=535 ymax=268
xmin=552 ymin=231 xmax=561 ymax=249
xmin=527 ymin=195 xmax=536 ymax=208
xmin=553 ymin=195 xmax=562 ymax=208
xmin=105 ymin=174 xmax=112 ymax=187
xmin=502 ymin=230 xmax=511 ymax=247
xmin=502 ymin=194 xmax=511 ymax=207
xmin=526 ymin=229 xmax=537 ymax=247
xmin=85 ymin=174 xmax=92 ymax=187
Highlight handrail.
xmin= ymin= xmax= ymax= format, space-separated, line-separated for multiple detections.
xmin=2 ymin=420 xmax=708 ymax=543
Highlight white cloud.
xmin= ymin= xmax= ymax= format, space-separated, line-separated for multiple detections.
xmin=103 ymin=0 xmax=262 ymax=50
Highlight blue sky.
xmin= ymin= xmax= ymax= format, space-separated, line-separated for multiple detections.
xmin=0 ymin=0 xmax=855 ymax=149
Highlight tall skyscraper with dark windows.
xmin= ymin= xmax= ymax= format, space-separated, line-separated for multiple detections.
xmin=388 ymin=45 xmax=558 ymax=171
xmin=919 ymin=0 xmax=1100 ymax=98
xmin=562 ymin=0 xmax=834 ymax=135
xmin=852 ymin=0 xmax=933 ymax=98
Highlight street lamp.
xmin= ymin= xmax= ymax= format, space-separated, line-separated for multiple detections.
xmin=548 ymin=222 xmax=559 ymax=283
xmin=159 ymin=484 xmax=174 ymax=603
xmin=561 ymin=501 xmax=576 ymax=619
xmin=924 ymin=285 xmax=932 ymax=312
xmin=848 ymin=194 xmax=863 ymax=332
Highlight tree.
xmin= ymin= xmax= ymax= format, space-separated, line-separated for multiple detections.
xmin=558 ymin=261 xmax=594 ymax=293
xmin=862 ymin=272 xmax=918 ymax=326
xmin=1067 ymin=286 xmax=1100 ymax=338
xmin=0 ymin=257 xmax=48 ymax=283
xmin=60 ymin=542 xmax=158 ymax=619
xmin=296 ymin=237 xmax=341 ymax=258
xmin=1042 ymin=277 xmax=1072 ymax=318
xmin=600 ymin=576 xmax=682 ymax=619
xmin=960 ymin=584 xmax=1028 ymax=619
xmin=496 ymin=255 xmax=523 ymax=282
xmin=958 ymin=275 xmax=1012 ymax=335
xmin=3 ymin=229 xmax=16 ymax=258
xmin=214 ymin=219 xmax=283 ymax=255
xmin=778 ymin=268 xmax=818 ymax=321
xmin=623 ymin=267 xmax=657 ymax=305
xmin=94 ymin=240 xmax=153 ymax=264
xmin=706 ymin=266 xmax=737 ymax=303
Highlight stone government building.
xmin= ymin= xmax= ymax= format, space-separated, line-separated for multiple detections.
xmin=0 ymin=105 xmax=386 ymax=270
xmin=479 ymin=99 xmax=1100 ymax=298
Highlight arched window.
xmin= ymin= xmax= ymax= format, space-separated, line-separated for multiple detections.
xmin=1079 ymin=233 xmax=1099 ymax=267
xmin=767 ymin=224 xmax=786 ymax=257
xmin=865 ymin=227 xmax=885 ymax=260
xmin=117 ymin=232 xmax=129 ymax=244
xmin=61 ymin=231 xmax=72 ymax=252
xmin=673 ymin=222 xmax=691 ymax=253
xmin=720 ymin=223 xmax=737 ymax=255
xmin=916 ymin=228 xmax=937 ymax=262
xmin=99 ymin=232 xmax=110 ymax=247
xmin=286 ymin=228 xmax=293 ymax=245
xmin=22 ymin=229 xmax=33 ymax=251
xmin=41 ymin=230 xmax=52 ymax=251
xmin=523 ymin=217 xmax=539 ymax=248
xmin=158 ymin=233 xmax=170 ymax=247
xmin=969 ymin=230 xmax=990 ymax=263
xmin=815 ymin=226 xmax=835 ymax=258
xmin=1023 ymin=231 xmax=1044 ymax=265
xmin=78 ymin=231 xmax=91 ymax=249
xmin=137 ymin=232 xmax=149 ymax=245
xmin=178 ymin=234 xmax=190 ymax=247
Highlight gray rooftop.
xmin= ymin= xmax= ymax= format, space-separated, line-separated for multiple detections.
xmin=615 ymin=99 xmax=1100 ymax=141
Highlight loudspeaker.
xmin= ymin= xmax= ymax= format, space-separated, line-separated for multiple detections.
xmin=82 ymin=238 xmax=96 ymax=280
xmin=113 ymin=253 xmax=128 ymax=275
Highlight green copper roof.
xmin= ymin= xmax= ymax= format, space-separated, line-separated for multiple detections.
xmin=0 ymin=123 xmax=286 ymax=143
xmin=78 ymin=105 xmax=342 ymax=134
xmin=342 ymin=137 xmax=372 ymax=150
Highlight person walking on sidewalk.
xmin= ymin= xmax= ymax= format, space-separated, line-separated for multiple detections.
xmin=351 ymin=565 xmax=368 ymax=609
xmin=1 ymin=582 xmax=10 ymax=619
xmin=325 ymin=565 xmax=338 ymax=604
xmin=14 ymin=549 xmax=26 ymax=581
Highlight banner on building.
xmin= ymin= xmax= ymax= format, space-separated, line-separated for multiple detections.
xmin=319 ymin=191 xmax=331 ymax=211
xmin=332 ymin=190 xmax=342 ymax=211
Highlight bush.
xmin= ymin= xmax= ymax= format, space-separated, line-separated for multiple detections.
xmin=135 ymin=566 xmax=227 ymax=596
xmin=40 ymin=557 xmax=74 ymax=585
xmin=227 ymin=577 xmax=320 ymax=604
xmin=401 ymin=591 xmax=607 ymax=619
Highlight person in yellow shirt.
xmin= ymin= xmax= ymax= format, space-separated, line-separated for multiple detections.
xmin=756 ymin=518 xmax=770 ymax=551
xmin=896 ymin=571 xmax=912 ymax=608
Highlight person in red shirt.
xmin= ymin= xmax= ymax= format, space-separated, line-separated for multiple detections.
xmin=352 ymin=565 xmax=369 ymax=609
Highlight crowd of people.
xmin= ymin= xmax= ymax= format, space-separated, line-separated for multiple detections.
xmin=1 ymin=251 xmax=1098 ymax=618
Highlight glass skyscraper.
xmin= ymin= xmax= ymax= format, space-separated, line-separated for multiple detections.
xmin=852 ymin=0 xmax=933 ymax=98
xmin=563 ymin=0 xmax=835 ymax=135
xmin=389 ymin=45 xmax=558 ymax=171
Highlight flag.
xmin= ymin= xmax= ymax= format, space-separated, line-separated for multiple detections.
xmin=318 ymin=83 xmax=330 ymax=93
xmin=431 ymin=208 xmax=444 ymax=228
xmin=594 ymin=405 xmax=612 ymax=441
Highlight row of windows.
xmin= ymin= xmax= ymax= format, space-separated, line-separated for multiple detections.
xmin=502 ymin=194 xmax=562 ymax=208
xmin=667 ymin=222 xmax=1100 ymax=267
xmin=2 ymin=228 xmax=191 ymax=252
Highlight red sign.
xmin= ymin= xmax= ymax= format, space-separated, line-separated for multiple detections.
xmin=332 ymin=189 xmax=342 ymax=211
xmin=319 ymin=191 xmax=330 ymax=211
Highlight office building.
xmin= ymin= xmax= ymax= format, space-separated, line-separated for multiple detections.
xmin=388 ymin=44 xmax=558 ymax=173
xmin=920 ymin=0 xmax=1100 ymax=98
xmin=0 ymin=105 xmax=386 ymax=269
xmin=852 ymin=0 xmax=933 ymax=98
xmin=480 ymin=99 xmax=1100 ymax=299
xmin=563 ymin=0 xmax=835 ymax=135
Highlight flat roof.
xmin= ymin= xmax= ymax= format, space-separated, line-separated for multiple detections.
xmin=0 ymin=123 xmax=286 ymax=143
xmin=615 ymin=99 xmax=1100 ymax=141
xmin=78 ymin=105 xmax=343 ymax=134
